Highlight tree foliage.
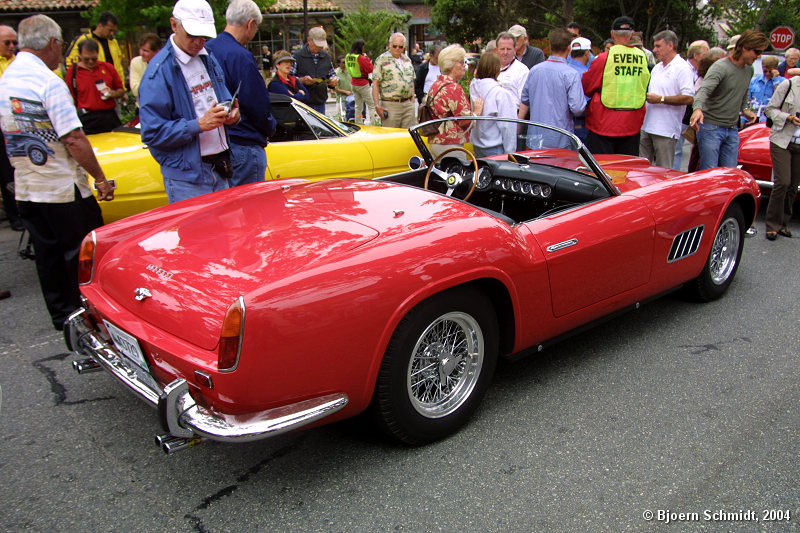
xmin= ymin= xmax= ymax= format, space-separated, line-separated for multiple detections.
xmin=84 ymin=0 xmax=275 ymax=37
xmin=333 ymin=2 xmax=411 ymax=59
xmin=430 ymin=0 xmax=720 ymax=51
xmin=721 ymin=0 xmax=800 ymax=49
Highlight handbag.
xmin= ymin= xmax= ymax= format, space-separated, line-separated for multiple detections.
xmin=417 ymin=82 xmax=453 ymax=137
xmin=766 ymin=78 xmax=794 ymax=128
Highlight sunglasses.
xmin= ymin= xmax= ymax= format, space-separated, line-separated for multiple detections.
xmin=80 ymin=56 xmax=98 ymax=62
xmin=2 ymin=40 xmax=17 ymax=46
xmin=748 ymin=48 xmax=764 ymax=55
xmin=391 ymin=44 xmax=405 ymax=49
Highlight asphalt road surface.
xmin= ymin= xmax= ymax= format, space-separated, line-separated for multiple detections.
xmin=1 ymin=206 xmax=798 ymax=533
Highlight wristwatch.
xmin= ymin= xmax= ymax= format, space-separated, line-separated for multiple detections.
xmin=660 ymin=95 xmax=665 ymax=104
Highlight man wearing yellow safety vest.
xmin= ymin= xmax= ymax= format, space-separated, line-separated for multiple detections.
xmin=581 ymin=16 xmax=650 ymax=156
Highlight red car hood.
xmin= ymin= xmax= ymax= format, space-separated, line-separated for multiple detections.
xmin=95 ymin=180 xmax=387 ymax=350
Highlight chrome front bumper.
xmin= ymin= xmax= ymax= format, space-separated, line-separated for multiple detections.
xmin=65 ymin=308 xmax=348 ymax=447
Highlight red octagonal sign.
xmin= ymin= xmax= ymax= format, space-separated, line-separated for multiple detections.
xmin=770 ymin=26 xmax=795 ymax=51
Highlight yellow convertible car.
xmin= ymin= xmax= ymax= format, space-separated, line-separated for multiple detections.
xmin=91 ymin=94 xmax=422 ymax=222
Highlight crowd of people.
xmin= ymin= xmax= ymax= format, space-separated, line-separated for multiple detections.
xmin=0 ymin=1 xmax=798 ymax=326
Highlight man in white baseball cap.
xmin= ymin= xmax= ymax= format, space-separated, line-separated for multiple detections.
xmin=139 ymin=0 xmax=241 ymax=203
xmin=172 ymin=0 xmax=217 ymax=38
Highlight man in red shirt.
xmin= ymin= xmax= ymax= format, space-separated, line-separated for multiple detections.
xmin=65 ymin=39 xmax=124 ymax=134
xmin=581 ymin=16 xmax=650 ymax=155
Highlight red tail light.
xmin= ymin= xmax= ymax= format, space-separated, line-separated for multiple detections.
xmin=77 ymin=231 xmax=96 ymax=285
xmin=218 ymin=297 xmax=245 ymax=372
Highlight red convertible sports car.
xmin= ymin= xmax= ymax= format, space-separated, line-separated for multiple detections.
xmin=66 ymin=117 xmax=760 ymax=454
xmin=738 ymin=123 xmax=773 ymax=191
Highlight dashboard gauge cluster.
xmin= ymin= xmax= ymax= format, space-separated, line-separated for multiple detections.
xmin=494 ymin=177 xmax=552 ymax=199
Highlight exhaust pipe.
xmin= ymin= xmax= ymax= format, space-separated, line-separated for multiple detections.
xmin=155 ymin=434 xmax=203 ymax=455
xmin=73 ymin=358 xmax=102 ymax=374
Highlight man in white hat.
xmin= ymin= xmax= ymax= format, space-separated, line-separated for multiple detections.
xmin=291 ymin=26 xmax=338 ymax=115
xmin=139 ymin=0 xmax=241 ymax=204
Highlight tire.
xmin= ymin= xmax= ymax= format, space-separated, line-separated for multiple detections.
xmin=370 ymin=287 xmax=498 ymax=445
xmin=685 ymin=202 xmax=745 ymax=302
xmin=27 ymin=146 xmax=47 ymax=166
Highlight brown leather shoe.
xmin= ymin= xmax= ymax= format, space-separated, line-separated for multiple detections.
xmin=0 ymin=289 xmax=10 ymax=300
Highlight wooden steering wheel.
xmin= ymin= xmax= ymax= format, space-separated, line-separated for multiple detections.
xmin=423 ymin=147 xmax=480 ymax=202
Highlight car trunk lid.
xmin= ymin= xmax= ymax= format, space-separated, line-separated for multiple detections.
xmin=96 ymin=183 xmax=380 ymax=350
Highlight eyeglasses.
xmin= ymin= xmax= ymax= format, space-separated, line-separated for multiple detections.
xmin=2 ymin=40 xmax=17 ymax=46
xmin=391 ymin=44 xmax=405 ymax=49
xmin=80 ymin=56 xmax=98 ymax=62
xmin=748 ymin=48 xmax=764 ymax=55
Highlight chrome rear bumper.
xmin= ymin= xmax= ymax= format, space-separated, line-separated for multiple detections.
xmin=65 ymin=308 xmax=348 ymax=448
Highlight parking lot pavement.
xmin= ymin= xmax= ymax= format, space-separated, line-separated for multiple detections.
xmin=1 ymin=206 xmax=798 ymax=532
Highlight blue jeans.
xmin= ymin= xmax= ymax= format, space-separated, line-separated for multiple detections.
xmin=230 ymin=142 xmax=267 ymax=186
xmin=309 ymin=102 xmax=326 ymax=115
xmin=163 ymin=161 xmax=230 ymax=203
xmin=697 ymin=122 xmax=739 ymax=170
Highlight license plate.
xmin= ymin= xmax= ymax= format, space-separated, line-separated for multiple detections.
xmin=104 ymin=320 xmax=149 ymax=370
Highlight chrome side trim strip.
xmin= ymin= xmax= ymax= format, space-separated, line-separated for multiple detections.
xmin=546 ymin=238 xmax=578 ymax=252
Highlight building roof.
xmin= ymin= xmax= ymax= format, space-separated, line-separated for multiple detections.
xmin=267 ymin=0 xmax=341 ymax=13
xmin=0 ymin=0 xmax=97 ymax=11
xmin=335 ymin=0 xmax=404 ymax=14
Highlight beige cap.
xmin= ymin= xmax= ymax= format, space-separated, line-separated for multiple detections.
xmin=508 ymin=24 xmax=527 ymax=39
xmin=308 ymin=26 xmax=327 ymax=48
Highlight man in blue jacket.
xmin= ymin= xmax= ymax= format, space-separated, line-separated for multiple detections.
xmin=206 ymin=0 xmax=276 ymax=186
xmin=139 ymin=0 xmax=240 ymax=203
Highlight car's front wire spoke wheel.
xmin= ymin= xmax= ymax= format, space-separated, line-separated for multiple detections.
xmin=684 ymin=202 xmax=745 ymax=302
xmin=407 ymin=312 xmax=483 ymax=418
xmin=708 ymin=217 xmax=740 ymax=285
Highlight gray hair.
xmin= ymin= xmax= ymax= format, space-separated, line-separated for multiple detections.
xmin=438 ymin=43 xmax=465 ymax=74
xmin=389 ymin=32 xmax=406 ymax=46
xmin=0 ymin=25 xmax=16 ymax=36
xmin=495 ymin=31 xmax=515 ymax=46
xmin=226 ymin=0 xmax=263 ymax=26
xmin=653 ymin=29 xmax=678 ymax=49
xmin=612 ymin=29 xmax=632 ymax=39
xmin=708 ymin=46 xmax=726 ymax=60
xmin=18 ymin=14 xmax=62 ymax=51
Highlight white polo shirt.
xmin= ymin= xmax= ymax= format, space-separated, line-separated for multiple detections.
xmin=497 ymin=58 xmax=529 ymax=106
xmin=642 ymin=54 xmax=695 ymax=139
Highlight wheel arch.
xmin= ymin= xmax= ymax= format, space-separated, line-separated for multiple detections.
xmin=730 ymin=192 xmax=757 ymax=229
xmin=358 ymin=274 xmax=517 ymax=409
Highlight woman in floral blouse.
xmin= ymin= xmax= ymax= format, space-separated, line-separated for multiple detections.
xmin=427 ymin=44 xmax=483 ymax=157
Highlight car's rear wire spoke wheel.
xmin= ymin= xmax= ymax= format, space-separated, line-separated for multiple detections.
xmin=370 ymin=287 xmax=498 ymax=445
xmin=708 ymin=217 xmax=740 ymax=285
xmin=407 ymin=311 xmax=483 ymax=418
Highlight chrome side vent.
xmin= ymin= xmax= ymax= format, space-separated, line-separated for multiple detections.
xmin=668 ymin=225 xmax=704 ymax=263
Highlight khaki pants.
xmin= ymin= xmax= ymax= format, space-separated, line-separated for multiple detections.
xmin=381 ymin=100 xmax=416 ymax=129
xmin=639 ymin=130 xmax=677 ymax=168
xmin=352 ymin=84 xmax=377 ymax=125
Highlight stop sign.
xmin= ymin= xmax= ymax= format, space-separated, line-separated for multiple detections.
xmin=770 ymin=26 xmax=795 ymax=51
